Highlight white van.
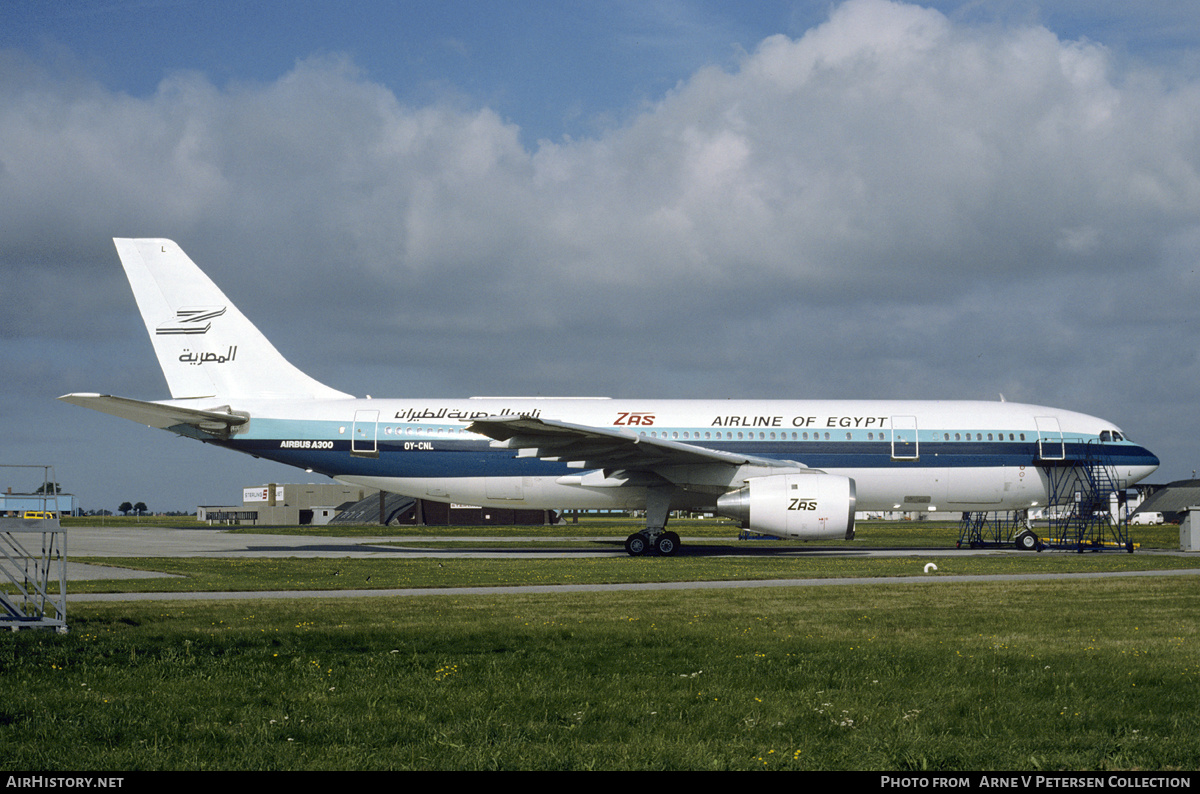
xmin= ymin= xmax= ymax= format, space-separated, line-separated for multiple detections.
xmin=1130 ymin=511 xmax=1164 ymax=525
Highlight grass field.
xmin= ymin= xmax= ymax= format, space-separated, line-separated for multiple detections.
xmin=2 ymin=519 xmax=1197 ymax=771
xmin=56 ymin=552 xmax=1200 ymax=595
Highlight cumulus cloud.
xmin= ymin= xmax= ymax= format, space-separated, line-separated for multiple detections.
xmin=5 ymin=0 xmax=1200 ymax=505
xmin=5 ymin=4 xmax=1198 ymax=344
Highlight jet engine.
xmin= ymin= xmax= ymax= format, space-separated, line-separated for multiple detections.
xmin=716 ymin=472 xmax=856 ymax=540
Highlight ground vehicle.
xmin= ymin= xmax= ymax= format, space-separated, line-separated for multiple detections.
xmin=1129 ymin=511 xmax=1164 ymax=525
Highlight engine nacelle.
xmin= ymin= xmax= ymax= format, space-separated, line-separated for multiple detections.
xmin=716 ymin=472 xmax=856 ymax=540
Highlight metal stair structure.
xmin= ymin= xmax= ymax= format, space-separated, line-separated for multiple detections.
xmin=958 ymin=439 xmax=1133 ymax=553
xmin=1 ymin=465 xmax=68 ymax=632
xmin=956 ymin=508 xmax=1032 ymax=549
xmin=1040 ymin=439 xmax=1133 ymax=552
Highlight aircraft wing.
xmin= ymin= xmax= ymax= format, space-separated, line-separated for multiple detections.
xmin=468 ymin=414 xmax=800 ymax=473
xmin=59 ymin=393 xmax=247 ymax=437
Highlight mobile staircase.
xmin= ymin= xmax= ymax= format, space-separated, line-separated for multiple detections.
xmin=0 ymin=465 xmax=68 ymax=632
xmin=1039 ymin=439 xmax=1133 ymax=552
xmin=958 ymin=439 xmax=1132 ymax=553
xmin=957 ymin=508 xmax=1035 ymax=550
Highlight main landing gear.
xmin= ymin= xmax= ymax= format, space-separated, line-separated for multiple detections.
xmin=624 ymin=529 xmax=681 ymax=557
xmin=624 ymin=488 xmax=681 ymax=556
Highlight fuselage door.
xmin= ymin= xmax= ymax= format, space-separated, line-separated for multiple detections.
xmin=352 ymin=409 xmax=380 ymax=458
xmin=891 ymin=415 xmax=919 ymax=461
xmin=1035 ymin=416 xmax=1065 ymax=461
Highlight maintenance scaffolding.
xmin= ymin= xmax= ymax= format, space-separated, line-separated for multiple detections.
xmin=958 ymin=440 xmax=1133 ymax=553
xmin=0 ymin=465 xmax=68 ymax=632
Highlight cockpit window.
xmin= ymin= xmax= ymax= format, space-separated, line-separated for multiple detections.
xmin=1100 ymin=430 xmax=1125 ymax=442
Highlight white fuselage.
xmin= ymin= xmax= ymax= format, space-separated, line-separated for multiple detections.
xmin=210 ymin=396 xmax=1159 ymax=515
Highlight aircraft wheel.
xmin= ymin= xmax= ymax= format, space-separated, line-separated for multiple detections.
xmin=1015 ymin=531 xmax=1038 ymax=551
xmin=625 ymin=533 xmax=649 ymax=556
xmin=654 ymin=531 xmax=681 ymax=557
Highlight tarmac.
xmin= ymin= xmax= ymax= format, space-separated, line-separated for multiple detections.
xmin=41 ymin=525 xmax=1200 ymax=603
xmin=63 ymin=525 xmax=1016 ymax=561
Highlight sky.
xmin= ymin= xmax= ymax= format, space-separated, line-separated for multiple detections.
xmin=3 ymin=0 xmax=1200 ymax=512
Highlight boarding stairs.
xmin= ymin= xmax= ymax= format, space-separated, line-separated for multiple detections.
xmin=0 ymin=465 xmax=68 ymax=632
xmin=1040 ymin=439 xmax=1132 ymax=552
xmin=958 ymin=439 xmax=1132 ymax=552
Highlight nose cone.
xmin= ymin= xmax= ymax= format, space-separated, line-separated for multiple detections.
xmin=1123 ymin=445 xmax=1160 ymax=485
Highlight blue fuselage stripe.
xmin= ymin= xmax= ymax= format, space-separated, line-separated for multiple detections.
xmin=217 ymin=436 xmax=1160 ymax=480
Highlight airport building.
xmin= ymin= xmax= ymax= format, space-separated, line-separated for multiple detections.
xmin=200 ymin=483 xmax=558 ymax=526
xmin=1127 ymin=479 xmax=1200 ymax=524
xmin=1 ymin=491 xmax=76 ymax=517
xmin=199 ymin=483 xmax=371 ymax=526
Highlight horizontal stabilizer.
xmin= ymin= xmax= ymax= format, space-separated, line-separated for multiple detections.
xmin=59 ymin=393 xmax=248 ymax=437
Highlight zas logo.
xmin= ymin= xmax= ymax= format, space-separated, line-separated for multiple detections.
xmin=156 ymin=306 xmax=226 ymax=335
xmin=614 ymin=411 xmax=655 ymax=426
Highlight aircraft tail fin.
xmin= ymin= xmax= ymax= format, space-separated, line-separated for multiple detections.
xmin=113 ymin=238 xmax=351 ymax=401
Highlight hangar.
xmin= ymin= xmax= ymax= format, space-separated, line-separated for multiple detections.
xmin=1129 ymin=479 xmax=1200 ymax=524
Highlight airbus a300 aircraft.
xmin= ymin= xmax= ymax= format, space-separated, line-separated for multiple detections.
xmin=62 ymin=239 xmax=1160 ymax=555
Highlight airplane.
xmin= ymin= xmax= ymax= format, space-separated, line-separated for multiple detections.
xmin=61 ymin=239 xmax=1160 ymax=556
